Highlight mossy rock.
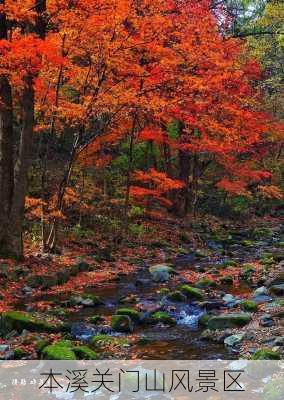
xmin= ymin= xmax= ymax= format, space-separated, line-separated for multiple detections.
xmin=220 ymin=275 xmax=233 ymax=285
xmin=180 ymin=285 xmax=204 ymax=300
xmin=196 ymin=278 xmax=216 ymax=288
xmin=159 ymin=288 xmax=170 ymax=295
xmin=89 ymin=315 xmax=105 ymax=324
xmin=90 ymin=334 xmax=115 ymax=349
xmin=111 ymin=315 xmax=134 ymax=332
xmin=42 ymin=341 xmax=75 ymax=360
xmin=149 ymin=264 xmax=173 ymax=282
xmin=116 ymin=308 xmax=141 ymax=323
xmin=0 ymin=311 xmax=59 ymax=335
xmin=72 ymin=346 xmax=97 ymax=360
xmin=14 ymin=347 xmax=29 ymax=359
xmin=251 ymin=349 xmax=280 ymax=360
xmin=166 ymin=291 xmax=187 ymax=302
xmin=241 ymin=300 xmax=258 ymax=312
xmin=207 ymin=313 xmax=251 ymax=330
xmin=198 ymin=313 xmax=211 ymax=327
xmin=151 ymin=311 xmax=176 ymax=326
xmin=35 ymin=339 xmax=50 ymax=354
xmin=81 ymin=293 xmax=103 ymax=305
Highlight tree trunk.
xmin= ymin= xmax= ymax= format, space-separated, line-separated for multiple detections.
xmin=0 ymin=3 xmax=14 ymax=252
xmin=5 ymin=75 xmax=35 ymax=258
xmin=172 ymin=149 xmax=191 ymax=217
xmin=0 ymin=1 xmax=45 ymax=258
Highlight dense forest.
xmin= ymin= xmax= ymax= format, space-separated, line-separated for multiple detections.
xmin=0 ymin=0 xmax=283 ymax=364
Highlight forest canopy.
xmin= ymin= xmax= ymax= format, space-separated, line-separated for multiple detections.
xmin=0 ymin=0 xmax=283 ymax=258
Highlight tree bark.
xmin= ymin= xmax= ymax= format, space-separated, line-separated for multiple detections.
xmin=0 ymin=2 xmax=14 ymax=251
xmin=5 ymin=75 xmax=35 ymax=257
xmin=0 ymin=1 xmax=45 ymax=258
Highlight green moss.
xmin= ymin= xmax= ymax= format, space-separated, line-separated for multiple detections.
xmin=159 ymin=288 xmax=170 ymax=295
xmin=0 ymin=311 xmax=58 ymax=334
xmin=196 ymin=278 xmax=216 ymax=288
xmin=89 ymin=315 xmax=104 ymax=324
xmin=42 ymin=342 xmax=76 ymax=360
xmin=180 ymin=285 xmax=204 ymax=300
xmin=198 ymin=313 xmax=211 ymax=327
xmin=207 ymin=313 xmax=251 ymax=330
xmin=14 ymin=348 xmax=29 ymax=359
xmin=72 ymin=346 xmax=98 ymax=360
xmin=81 ymin=293 xmax=103 ymax=305
xmin=251 ymin=349 xmax=280 ymax=360
xmin=116 ymin=308 xmax=141 ymax=322
xmin=151 ymin=311 xmax=176 ymax=326
xmin=90 ymin=335 xmax=115 ymax=349
xmin=111 ymin=315 xmax=134 ymax=332
xmin=241 ymin=300 xmax=258 ymax=312
xmin=35 ymin=339 xmax=50 ymax=354
xmin=220 ymin=275 xmax=233 ymax=285
xmin=166 ymin=291 xmax=187 ymax=302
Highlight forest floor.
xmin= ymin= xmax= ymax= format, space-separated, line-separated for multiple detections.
xmin=0 ymin=214 xmax=283 ymax=360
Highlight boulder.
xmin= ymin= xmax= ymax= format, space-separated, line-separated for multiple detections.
xmin=224 ymin=333 xmax=245 ymax=347
xmin=254 ymin=286 xmax=269 ymax=297
xmin=150 ymin=311 xmax=176 ymax=326
xmin=207 ymin=313 xmax=251 ymax=330
xmin=269 ymin=284 xmax=284 ymax=296
xmin=260 ymin=314 xmax=274 ymax=327
xmin=196 ymin=278 xmax=216 ymax=288
xmin=166 ymin=291 xmax=187 ymax=302
xmin=251 ymin=349 xmax=280 ymax=360
xmin=42 ymin=341 xmax=76 ymax=360
xmin=241 ymin=300 xmax=258 ymax=312
xmin=116 ymin=308 xmax=141 ymax=323
xmin=220 ymin=275 xmax=234 ymax=285
xmin=111 ymin=315 xmax=134 ymax=333
xmin=179 ymin=285 xmax=204 ymax=300
xmin=149 ymin=264 xmax=173 ymax=282
xmin=0 ymin=311 xmax=59 ymax=335
xmin=223 ymin=294 xmax=240 ymax=308
xmin=72 ymin=346 xmax=97 ymax=360
xmin=90 ymin=335 xmax=115 ymax=349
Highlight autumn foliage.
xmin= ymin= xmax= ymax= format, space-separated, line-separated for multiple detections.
xmin=0 ymin=0 xmax=283 ymax=257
